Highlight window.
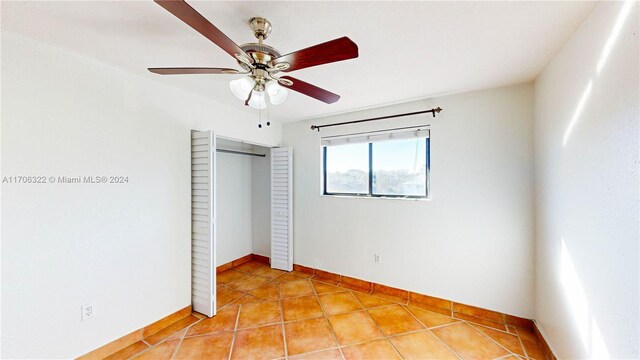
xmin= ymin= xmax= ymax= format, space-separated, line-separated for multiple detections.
xmin=324 ymin=143 xmax=369 ymax=194
xmin=322 ymin=129 xmax=430 ymax=198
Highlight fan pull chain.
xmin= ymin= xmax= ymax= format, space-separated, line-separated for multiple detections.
xmin=257 ymin=97 xmax=271 ymax=129
xmin=266 ymin=102 xmax=271 ymax=127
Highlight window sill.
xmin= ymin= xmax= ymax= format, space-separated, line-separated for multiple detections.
xmin=320 ymin=194 xmax=431 ymax=202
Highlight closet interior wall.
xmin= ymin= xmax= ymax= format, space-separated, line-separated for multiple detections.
xmin=215 ymin=138 xmax=271 ymax=266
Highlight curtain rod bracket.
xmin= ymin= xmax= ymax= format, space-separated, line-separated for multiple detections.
xmin=310 ymin=107 xmax=443 ymax=132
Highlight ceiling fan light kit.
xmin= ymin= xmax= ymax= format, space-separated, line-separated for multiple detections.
xmin=247 ymin=90 xmax=267 ymax=110
xmin=148 ymin=0 xmax=359 ymax=124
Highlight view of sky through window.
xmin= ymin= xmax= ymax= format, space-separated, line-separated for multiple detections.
xmin=325 ymin=143 xmax=369 ymax=194
xmin=372 ymin=138 xmax=426 ymax=196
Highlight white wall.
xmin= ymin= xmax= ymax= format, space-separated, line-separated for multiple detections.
xmin=282 ymin=83 xmax=535 ymax=318
xmin=216 ymin=141 xmax=253 ymax=265
xmin=0 ymin=32 xmax=280 ymax=359
xmin=533 ymin=2 xmax=639 ymax=358
xmin=251 ymin=146 xmax=271 ymax=257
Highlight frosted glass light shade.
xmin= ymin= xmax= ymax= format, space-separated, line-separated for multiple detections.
xmin=229 ymin=77 xmax=254 ymax=100
xmin=248 ymin=90 xmax=266 ymax=109
xmin=266 ymin=81 xmax=288 ymax=105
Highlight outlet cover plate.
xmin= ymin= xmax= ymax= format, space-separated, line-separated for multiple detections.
xmin=81 ymin=304 xmax=94 ymax=321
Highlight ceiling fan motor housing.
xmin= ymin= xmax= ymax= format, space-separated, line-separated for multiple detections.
xmin=240 ymin=43 xmax=281 ymax=65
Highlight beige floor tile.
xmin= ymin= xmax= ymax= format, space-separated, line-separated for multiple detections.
xmin=315 ymin=278 xmax=340 ymax=286
xmin=288 ymin=348 xmax=343 ymax=360
xmin=370 ymin=291 xmax=408 ymax=305
xmin=187 ymin=305 xmax=239 ymax=337
xmin=431 ymin=322 xmax=510 ymax=359
xmin=174 ymin=332 xmax=233 ymax=360
xmin=352 ymin=291 xmax=394 ymax=309
xmin=516 ymin=327 xmax=547 ymax=359
xmin=166 ymin=328 xmax=187 ymax=341
xmin=407 ymin=300 xmax=452 ymax=316
xmin=104 ymin=341 xmax=149 ymax=360
xmin=406 ymin=305 xmax=459 ymax=328
xmin=280 ymin=279 xmax=315 ymax=298
xmin=253 ymin=266 xmax=286 ymax=279
xmin=226 ymin=273 xmax=256 ymax=289
xmin=237 ymin=300 xmax=282 ymax=329
xmin=341 ymin=339 xmax=401 ymax=360
xmin=278 ymin=273 xmax=309 ymax=283
xmin=250 ymin=281 xmax=281 ymax=301
xmin=389 ymin=331 xmax=458 ymax=360
xmin=144 ymin=315 xmax=200 ymax=345
xmin=515 ymin=326 xmax=537 ymax=343
xmin=217 ymin=286 xmax=244 ymax=308
xmin=282 ymin=295 xmax=324 ymax=322
xmin=217 ymin=270 xmax=248 ymax=285
xmin=339 ymin=283 xmax=370 ymax=293
xmin=319 ymin=292 xmax=363 ymax=315
xmin=231 ymin=294 xmax=264 ymax=306
xmin=284 ymin=317 xmax=337 ymax=356
xmin=328 ymin=311 xmax=383 ymax=346
xmin=234 ymin=261 xmax=266 ymax=273
xmin=235 ymin=276 xmax=271 ymax=292
xmin=367 ymin=304 xmax=424 ymax=335
xmin=471 ymin=324 xmax=525 ymax=356
xmin=231 ymin=324 xmax=285 ymax=360
xmin=312 ymin=280 xmax=344 ymax=295
xmin=522 ymin=339 xmax=546 ymax=359
xmin=289 ymin=270 xmax=314 ymax=278
xmin=134 ymin=339 xmax=180 ymax=360
xmin=192 ymin=312 xmax=207 ymax=320
xmin=454 ymin=312 xmax=507 ymax=331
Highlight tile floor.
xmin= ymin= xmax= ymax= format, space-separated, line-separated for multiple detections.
xmin=107 ymin=261 xmax=548 ymax=360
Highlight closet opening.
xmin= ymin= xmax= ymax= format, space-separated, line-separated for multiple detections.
xmin=215 ymin=137 xmax=273 ymax=276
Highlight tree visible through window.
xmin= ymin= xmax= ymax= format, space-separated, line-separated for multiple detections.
xmin=323 ymin=137 xmax=429 ymax=198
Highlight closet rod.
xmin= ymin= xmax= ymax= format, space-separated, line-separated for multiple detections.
xmin=310 ymin=107 xmax=442 ymax=132
xmin=216 ymin=149 xmax=265 ymax=157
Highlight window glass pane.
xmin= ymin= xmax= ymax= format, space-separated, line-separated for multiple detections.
xmin=325 ymin=143 xmax=369 ymax=194
xmin=372 ymin=138 xmax=427 ymax=196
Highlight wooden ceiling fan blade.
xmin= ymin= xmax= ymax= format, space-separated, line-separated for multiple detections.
xmin=154 ymin=0 xmax=249 ymax=61
xmin=279 ymin=76 xmax=340 ymax=104
xmin=273 ymin=37 xmax=358 ymax=72
xmin=148 ymin=67 xmax=243 ymax=75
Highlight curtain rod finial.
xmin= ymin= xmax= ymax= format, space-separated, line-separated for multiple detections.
xmin=311 ymin=125 xmax=319 ymax=131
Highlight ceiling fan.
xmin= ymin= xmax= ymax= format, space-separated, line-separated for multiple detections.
xmin=148 ymin=0 xmax=359 ymax=111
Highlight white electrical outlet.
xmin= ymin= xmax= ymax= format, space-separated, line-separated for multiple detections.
xmin=81 ymin=304 xmax=95 ymax=321
xmin=374 ymin=254 xmax=381 ymax=263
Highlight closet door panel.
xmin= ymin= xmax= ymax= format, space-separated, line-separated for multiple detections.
xmin=191 ymin=130 xmax=216 ymax=317
xmin=270 ymin=147 xmax=293 ymax=271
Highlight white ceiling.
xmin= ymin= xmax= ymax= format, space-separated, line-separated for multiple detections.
xmin=1 ymin=1 xmax=596 ymax=123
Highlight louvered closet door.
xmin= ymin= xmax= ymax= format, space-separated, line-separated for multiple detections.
xmin=191 ymin=130 xmax=216 ymax=317
xmin=271 ymin=147 xmax=293 ymax=271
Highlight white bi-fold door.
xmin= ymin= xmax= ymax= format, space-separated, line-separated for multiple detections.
xmin=270 ymin=147 xmax=293 ymax=271
xmin=191 ymin=130 xmax=216 ymax=317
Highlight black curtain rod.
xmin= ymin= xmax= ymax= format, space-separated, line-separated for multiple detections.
xmin=310 ymin=107 xmax=442 ymax=132
xmin=216 ymin=149 xmax=265 ymax=157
